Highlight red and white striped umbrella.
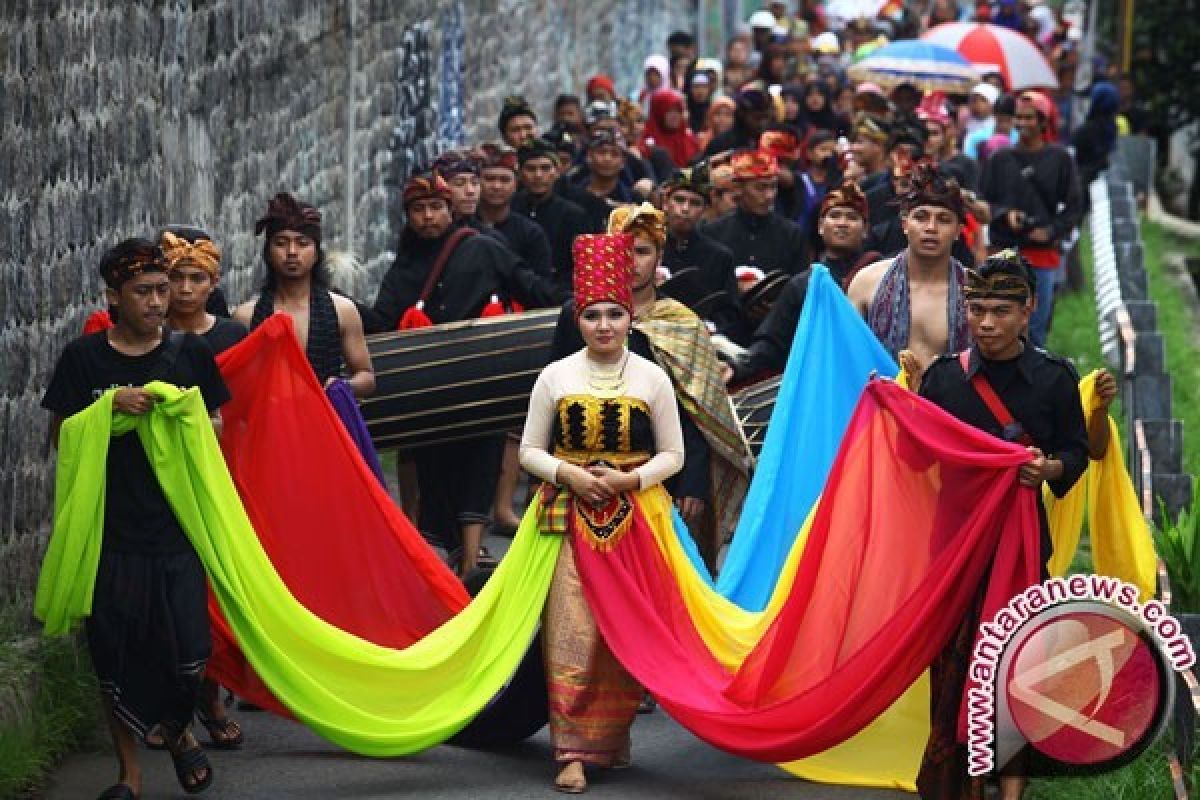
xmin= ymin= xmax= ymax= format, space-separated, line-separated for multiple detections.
xmin=922 ymin=22 xmax=1058 ymax=91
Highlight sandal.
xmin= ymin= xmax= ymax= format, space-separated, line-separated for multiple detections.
xmin=197 ymin=713 xmax=244 ymax=750
xmin=476 ymin=546 xmax=500 ymax=569
xmin=96 ymin=785 xmax=138 ymax=800
xmin=165 ymin=728 xmax=214 ymax=795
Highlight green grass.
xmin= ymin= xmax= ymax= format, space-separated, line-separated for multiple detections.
xmin=0 ymin=607 xmax=99 ymax=798
xmin=1027 ymin=741 xmax=1186 ymax=800
xmin=1141 ymin=219 xmax=1200 ymax=479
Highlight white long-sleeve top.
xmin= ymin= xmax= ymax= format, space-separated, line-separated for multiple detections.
xmin=519 ymin=349 xmax=685 ymax=490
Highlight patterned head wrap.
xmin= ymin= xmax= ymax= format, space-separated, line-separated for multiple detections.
xmin=731 ymin=148 xmax=779 ymax=181
xmin=819 ymin=179 xmax=869 ymax=222
xmin=607 ymin=202 xmax=667 ymax=249
xmin=255 ymin=192 xmax=322 ymax=241
xmin=760 ymin=128 xmax=803 ymax=163
xmin=898 ymin=159 xmax=965 ymax=220
xmin=853 ymin=112 xmax=891 ymax=145
xmin=160 ymin=231 xmax=221 ymax=278
xmin=572 ymin=233 xmax=636 ymax=320
xmin=587 ymin=127 xmax=625 ymax=151
xmin=99 ymin=238 xmax=168 ymax=289
xmin=662 ymin=165 xmax=711 ymax=200
xmin=433 ymin=149 xmax=483 ymax=178
xmin=965 ymin=249 xmax=1034 ymax=302
xmin=517 ymin=137 xmax=561 ymax=167
xmin=498 ymin=94 xmax=537 ymax=134
xmin=402 ymin=172 xmax=453 ymax=208
xmin=478 ymin=142 xmax=518 ymax=172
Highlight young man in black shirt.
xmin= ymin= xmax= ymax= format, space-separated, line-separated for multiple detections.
xmin=701 ymin=149 xmax=809 ymax=277
xmin=512 ymin=138 xmax=590 ymax=298
xmin=660 ymin=167 xmax=747 ymax=344
xmin=915 ymin=251 xmax=1088 ymax=800
xmin=42 ymin=239 xmax=231 ymax=798
xmin=371 ymin=174 xmax=554 ymax=576
xmin=981 ymin=91 xmax=1083 ymax=347
xmin=162 ymin=227 xmax=247 ymax=357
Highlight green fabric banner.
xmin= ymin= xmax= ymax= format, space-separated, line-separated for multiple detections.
xmin=36 ymin=383 xmax=561 ymax=756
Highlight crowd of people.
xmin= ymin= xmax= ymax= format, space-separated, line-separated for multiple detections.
xmin=43 ymin=3 xmax=1144 ymax=799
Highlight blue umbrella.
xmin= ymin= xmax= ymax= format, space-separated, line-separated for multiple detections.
xmin=848 ymin=39 xmax=981 ymax=94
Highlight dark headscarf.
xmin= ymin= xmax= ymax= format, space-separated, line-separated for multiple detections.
xmin=801 ymin=81 xmax=845 ymax=135
xmin=1087 ymin=81 xmax=1119 ymax=156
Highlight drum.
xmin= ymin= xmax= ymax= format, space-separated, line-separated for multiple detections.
xmin=731 ymin=375 xmax=781 ymax=458
xmin=361 ymin=309 xmax=560 ymax=451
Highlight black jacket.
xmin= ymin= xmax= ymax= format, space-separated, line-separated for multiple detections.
xmin=982 ymin=144 xmax=1083 ymax=250
xmin=700 ymin=207 xmax=809 ymax=276
xmin=662 ymin=230 xmax=750 ymax=344
xmin=511 ymin=190 xmax=589 ymax=301
xmin=477 ymin=210 xmax=559 ymax=303
xmin=368 ymin=225 xmax=556 ymax=333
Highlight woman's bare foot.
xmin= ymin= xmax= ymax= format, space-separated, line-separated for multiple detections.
xmin=554 ymin=761 xmax=587 ymax=794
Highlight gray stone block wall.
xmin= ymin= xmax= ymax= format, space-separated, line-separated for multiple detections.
xmin=0 ymin=1 xmax=694 ymax=616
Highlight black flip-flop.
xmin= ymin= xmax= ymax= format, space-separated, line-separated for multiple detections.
xmin=96 ymin=784 xmax=138 ymax=800
xmin=167 ymin=733 xmax=214 ymax=795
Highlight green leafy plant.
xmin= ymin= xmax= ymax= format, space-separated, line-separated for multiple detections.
xmin=1154 ymin=499 xmax=1200 ymax=613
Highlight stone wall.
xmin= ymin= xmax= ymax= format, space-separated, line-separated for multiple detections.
xmin=0 ymin=1 xmax=694 ymax=614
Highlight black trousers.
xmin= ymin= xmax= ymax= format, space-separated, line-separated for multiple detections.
xmin=413 ymin=435 xmax=505 ymax=550
xmin=86 ymin=547 xmax=211 ymax=739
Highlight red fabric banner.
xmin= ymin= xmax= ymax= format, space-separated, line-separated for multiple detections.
xmin=572 ymin=380 xmax=1042 ymax=762
xmin=205 ymin=315 xmax=469 ymax=711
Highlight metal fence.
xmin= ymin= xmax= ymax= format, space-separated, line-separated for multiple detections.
xmin=1092 ymin=146 xmax=1193 ymax=524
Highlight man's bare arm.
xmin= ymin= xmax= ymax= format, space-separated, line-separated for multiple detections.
xmin=334 ymin=296 xmax=376 ymax=398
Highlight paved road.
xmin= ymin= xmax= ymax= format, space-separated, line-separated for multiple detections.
xmin=43 ymin=499 xmax=912 ymax=799
xmin=44 ymin=706 xmax=912 ymax=799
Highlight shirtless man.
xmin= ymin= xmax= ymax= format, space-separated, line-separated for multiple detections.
xmin=233 ymin=192 xmax=375 ymax=397
xmin=847 ymin=161 xmax=971 ymax=380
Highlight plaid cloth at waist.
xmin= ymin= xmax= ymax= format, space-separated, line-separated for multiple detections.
xmin=538 ymin=450 xmax=650 ymax=535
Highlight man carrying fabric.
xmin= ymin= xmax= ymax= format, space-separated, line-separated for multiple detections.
xmin=701 ymin=149 xmax=809 ymax=277
xmin=42 ymin=239 xmax=230 ymax=799
xmin=232 ymin=192 xmax=375 ymax=398
xmin=981 ymin=91 xmax=1083 ymax=347
xmin=915 ymin=250 xmax=1088 ymax=800
xmin=848 ymin=162 xmax=973 ymax=375
xmin=660 ymin=167 xmax=748 ymax=344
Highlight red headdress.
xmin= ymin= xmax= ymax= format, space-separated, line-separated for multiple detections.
xmin=572 ymin=233 xmax=635 ymax=320
xmin=730 ymin=149 xmax=779 ymax=181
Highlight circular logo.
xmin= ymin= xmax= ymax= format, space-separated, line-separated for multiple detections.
xmin=1004 ymin=610 xmax=1166 ymax=766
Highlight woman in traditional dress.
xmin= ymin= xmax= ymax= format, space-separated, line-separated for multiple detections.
xmin=519 ymin=233 xmax=685 ymax=793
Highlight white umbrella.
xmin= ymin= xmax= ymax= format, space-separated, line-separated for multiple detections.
xmin=922 ymin=22 xmax=1059 ymax=90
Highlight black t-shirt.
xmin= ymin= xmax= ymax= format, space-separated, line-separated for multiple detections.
xmin=200 ymin=316 xmax=248 ymax=355
xmin=41 ymin=332 xmax=231 ymax=554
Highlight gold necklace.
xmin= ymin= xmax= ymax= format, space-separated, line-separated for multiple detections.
xmin=586 ymin=350 xmax=630 ymax=399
